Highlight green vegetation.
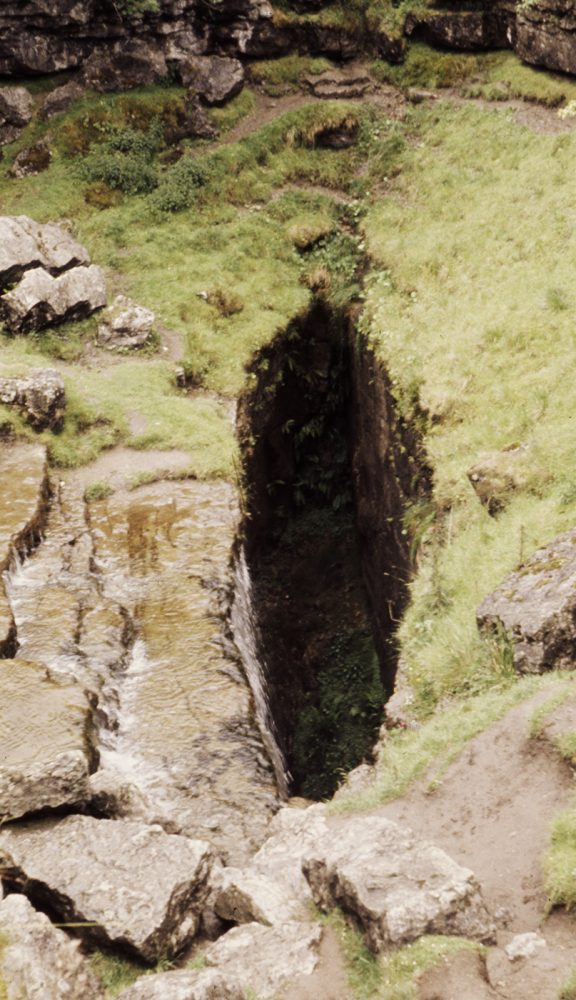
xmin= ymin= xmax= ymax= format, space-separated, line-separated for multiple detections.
xmin=90 ymin=949 xmax=147 ymax=997
xmin=247 ymin=55 xmax=335 ymax=95
xmin=84 ymin=481 xmax=115 ymax=502
xmin=113 ymin=0 xmax=159 ymax=16
xmin=546 ymin=807 xmax=576 ymax=911
xmin=560 ymin=968 xmax=576 ymax=1000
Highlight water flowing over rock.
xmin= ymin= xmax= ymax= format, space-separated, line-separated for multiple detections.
xmin=302 ymin=815 xmax=495 ymax=951
xmin=0 ymin=368 xmax=65 ymax=431
xmin=0 ymin=816 xmax=214 ymax=962
xmin=477 ymin=528 xmax=576 ymax=673
xmin=0 ymin=659 xmax=94 ymax=822
xmin=117 ymin=968 xmax=244 ymax=1000
xmin=97 ymin=294 xmax=155 ymax=350
xmin=0 ymin=894 xmax=104 ymax=1000
xmin=0 ymin=264 xmax=107 ymax=334
xmin=204 ymin=921 xmax=323 ymax=997
xmin=0 ymin=443 xmax=49 ymax=656
xmin=0 ymin=216 xmax=90 ymax=288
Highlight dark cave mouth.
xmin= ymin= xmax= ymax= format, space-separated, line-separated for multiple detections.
xmin=238 ymin=300 xmax=429 ymax=800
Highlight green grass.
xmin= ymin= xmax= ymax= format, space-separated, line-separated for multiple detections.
xmin=362 ymin=99 xmax=576 ymax=709
xmin=332 ymin=675 xmax=570 ymax=815
xmin=559 ymin=968 xmax=576 ymax=1000
xmin=247 ymin=55 xmax=335 ymax=95
xmin=90 ymin=950 xmax=148 ymax=997
xmin=545 ymin=808 xmax=576 ymax=911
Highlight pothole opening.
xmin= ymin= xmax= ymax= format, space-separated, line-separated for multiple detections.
xmin=237 ymin=300 xmax=430 ymax=799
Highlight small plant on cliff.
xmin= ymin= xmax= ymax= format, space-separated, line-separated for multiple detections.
xmin=112 ymin=0 xmax=159 ymax=17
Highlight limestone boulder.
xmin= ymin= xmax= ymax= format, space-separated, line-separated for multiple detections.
xmin=97 ymin=295 xmax=155 ymax=350
xmin=0 ymin=86 xmax=34 ymax=145
xmin=516 ymin=2 xmax=576 ymax=76
xmin=0 ymin=264 xmax=106 ymax=334
xmin=0 ymin=816 xmax=214 ymax=962
xmin=8 ymin=140 xmax=52 ymax=179
xmin=250 ymin=803 xmax=329 ymax=904
xmin=117 ymin=968 xmax=244 ymax=1000
xmin=0 ymin=894 xmax=104 ymax=1000
xmin=205 ymin=922 xmax=322 ymax=997
xmin=0 ymin=659 xmax=93 ymax=822
xmin=214 ymin=866 xmax=304 ymax=925
xmin=82 ymin=41 xmax=168 ymax=93
xmin=302 ymin=816 xmax=495 ymax=952
xmin=0 ymin=216 xmax=90 ymax=288
xmin=181 ymin=56 xmax=245 ymax=105
xmin=40 ymin=80 xmax=85 ymax=120
xmin=0 ymin=368 xmax=65 ymax=431
xmin=477 ymin=528 xmax=576 ymax=673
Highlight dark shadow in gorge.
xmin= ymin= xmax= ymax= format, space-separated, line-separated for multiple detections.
xmin=237 ymin=300 xmax=431 ymax=799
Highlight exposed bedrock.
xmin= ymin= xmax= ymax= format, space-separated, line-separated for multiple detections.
xmin=477 ymin=527 xmax=576 ymax=674
xmin=237 ymin=300 xmax=430 ymax=799
xmin=0 ymin=443 xmax=50 ymax=657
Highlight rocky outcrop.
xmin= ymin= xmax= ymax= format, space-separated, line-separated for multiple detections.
xmin=0 ymin=659 xmax=94 ymax=822
xmin=305 ymin=68 xmax=372 ymax=99
xmin=0 ymin=894 xmax=104 ymax=1000
xmin=516 ymin=0 xmax=576 ymax=75
xmin=302 ymin=815 xmax=495 ymax=951
xmin=97 ymin=295 xmax=155 ymax=349
xmin=405 ymin=7 xmax=512 ymax=51
xmin=40 ymin=80 xmax=85 ymax=120
xmin=0 ymin=816 xmax=214 ymax=961
xmin=0 ymin=86 xmax=34 ymax=145
xmin=182 ymin=55 xmax=245 ymax=103
xmin=8 ymin=141 xmax=52 ymax=179
xmin=81 ymin=39 xmax=169 ymax=92
xmin=477 ymin=528 xmax=576 ymax=673
xmin=0 ymin=216 xmax=90 ymax=289
xmin=204 ymin=921 xmax=323 ymax=997
xmin=214 ymin=866 xmax=305 ymax=925
xmin=0 ymin=369 xmax=65 ymax=431
xmin=0 ymin=443 xmax=50 ymax=656
xmin=117 ymin=968 xmax=244 ymax=1000
xmin=0 ymin=264 xmax=107 ymax=334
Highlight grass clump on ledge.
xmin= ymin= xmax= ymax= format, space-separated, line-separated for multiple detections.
xmin=545 ymin=808 xmax=576 ymax=912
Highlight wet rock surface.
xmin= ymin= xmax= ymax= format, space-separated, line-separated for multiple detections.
xmin=0 ymin=368 xmax=65 ymax=431
xmin=205 ymin=921 xmax=323 ymax=997
xmin=0 ymin=816 xmax=214 ymax=961
xmin=0 ymin=443 xmax=49 ymax=656
xmin=0 ymin=893 xmax=104 ymax=1000
xmin=117 ymin=968 xmax=244 ymax=1000
xmin=0 ymin=264 xmax=107 ymax=334
xmin=477 ymin=527 xmax=576 ymax=673
xmin=97 ymin=294 xmax=155 ymax=350
xmin=0 ymin=659 xmax=93 ymax=822
xmin=0 ymin=216 xmax=90 ymax=288
xmin=303 ymin=815 xmax=495 ymax=951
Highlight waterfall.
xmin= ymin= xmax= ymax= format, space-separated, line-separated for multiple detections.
xmin=231 ymin=548 xmax=290 ymax=799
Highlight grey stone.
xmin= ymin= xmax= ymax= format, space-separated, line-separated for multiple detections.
xmin=0 ymin=264 xmax=106 ymax=334
xmin=205 ymin=921 xmax=322 ymax=997
xmin=0 ymin=368 xmax=65 ymax=431
xmin=477 ymin=528 xmax=576 ymax=674
xmin=8 ymin=141 xmax=52 ymax=179
xmin=250 ymin=803 xmax=329 ymax=905
xmin=302 ymin=816 xmax=495 ymax=952
xmin=0 ymin=86 xmax=34 ymax=145
xmin=0 ymin=215 xmax=90 ymax=287
xmin=214 ymin=866 xmax=305 ymax=925
xmin=505 ymin=931 xmax=547 ymax=961
xmin=0 ymin=659 xmax=92 ymax=822
xmin=181 ymin=56 xmax=245 ymax=105
xmin=97 ymin=295 xmax=155 ymax=350
xmin=117 ymin=968 xmax=244 ymax=1000
xmin=81 ymin=40 xmax=168 ymax=93
xmin=40 ymin=80 xmax=85 ymax=120
xmin=467 ymin=445 xmax=531 ymax=516
xmin=0 ymin=815 xmax=214 ymax=962
xmin=0 ymin=894 xmax=103 ymax=1000
xmin=305 ymin=70 xmax=372 ymax=99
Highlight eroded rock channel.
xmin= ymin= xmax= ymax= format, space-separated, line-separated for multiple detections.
xmin=237 ymin=300 xmax=430 ymax=799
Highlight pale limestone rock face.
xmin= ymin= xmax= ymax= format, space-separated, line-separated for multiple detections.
xmin=0 ymin=215 xmax=90 ymax=286
xmin=0 ymin=894 xmax=104 ymax=1000
xmin=97 ymin=295 xmax=155 ymax=349
xmin=0 ymin=659 xmax=92 ymax=822
xmin=180 ymin=55 xmax=244 ymax=104
xmin=0 ymin=86 xmax=34 ymax=144
xmin=117 ymin=968 xmax=244 ymax=1000
xmin=0 ymin=264 xmax=107 ymax=333
xmin=250 ymin=803 xmax=329 ymax=902
xmin=205 ymin=921 xmax=323 ymax=998
xmin=0 ymin=816 xmax=214 ymax=961
xmin=214 ymin=867 xmax=305 ymax=925
xmin=477 ymin=527 xmax=576 ymax=674
xmin=0 ymin=368 xmax=65 ymax=431
xmin=302 ymin=816 xmax=495 ymax=951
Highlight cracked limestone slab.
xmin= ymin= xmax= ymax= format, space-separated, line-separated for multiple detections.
xmin=0 ymin=815 xmax=214 ymax=962
xmin=204 ymin=921 xmax=322 ymax=998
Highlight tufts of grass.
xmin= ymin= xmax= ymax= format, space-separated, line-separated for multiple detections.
xmin=84 ymin=481 xmax=115 ymax=502
xmin=206 ymin=87 xmax=256 ymax=133
xmin=545 ymin=808 xmax=576 ymax=911
xmin=379 ymin=936 xmax=484 ymax=1000
xmin=363 ymin=100 xmax=576 ymax=707
xmin=332 ymin=675 xmax=569 ymax=815
xmin=322 ymin=910 xmax=383 ymax=999
xmin=247 ymin=55 xmax=335 ymax=95
xmin=560 ymin=968 xmax=576 ymax=1000
xmin=528 ymin=684 xmax=576 ymax=739
xmin=90 ymin=949 xmax=147 ymax=997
